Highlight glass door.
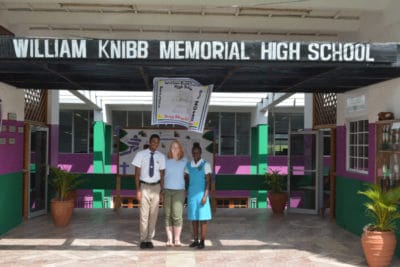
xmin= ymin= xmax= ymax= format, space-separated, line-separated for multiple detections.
xmin=29 ymin=126 xmax=49 ymax=217
xmin=287 ymin=131 xmax=323 ymax=214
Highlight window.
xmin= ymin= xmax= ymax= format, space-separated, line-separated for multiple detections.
xmin=236 ymin=113 xmax=251 ymax=155
xmin=322 ymin=130 xmax=331 ymax=156
xmin=220 ymin=112 xmax=235 ymax=155
xmin=268 ymin=112 xmax=304 ymax=155
xmin=347 ymin=119 xmax=369 ymax=173
xmin=59 ymin=110 xmax=72 ymax=153
xmin=59 ymin=110 xmax=93 ymax=153
xmin=205 ymin=112 xmax=251 ymax=155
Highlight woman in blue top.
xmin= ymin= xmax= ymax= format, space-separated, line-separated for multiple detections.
xmin=163 ymin=140 xmax=187 ymax=247
xmin=185 ymin=142 xmax=212 ymax=249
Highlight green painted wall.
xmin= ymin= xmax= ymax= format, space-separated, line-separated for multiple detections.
xmin=336 ymin=176 xmax=400 ymax=257
xmin=216 ymin=175 xmax=265 ymax=190
xmin=76 ymin=173 xmax=266 ymax=208
xmin=93 ymin=121 xmax=105 ymax=173
xmin=92 ymin=122 xmax=112 ymax=206
xmin=0 ymin=172 xmax=23 ymax=236
xmin=104 ymin=125 xmax=112 ymax=173
xmin=77 ymin=174 xmax=265 ymax=191
xmin=250 ymin=125 xmax=268 ymax=208
xmin=250 ymin=127 xmax=258 ymax=174
xmin=77 ymin=174 xmax=134 ymax=189
xmin=93 ymin=122 xmax=112 ymax=174
xmin=335 ymin=176 xmax=369 ymax=235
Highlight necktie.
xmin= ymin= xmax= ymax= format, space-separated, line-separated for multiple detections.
xmin=149 ymin=152 xmax=154 ymax=177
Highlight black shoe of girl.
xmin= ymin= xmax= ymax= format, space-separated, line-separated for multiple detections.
xmin=189 ymin=240 xmax=199 ymax=248
xmin=197 ymin=240 xmax=205 ymax=249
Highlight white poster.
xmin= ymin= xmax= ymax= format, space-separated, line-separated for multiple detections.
xmin=118 ymin=128 xmax=214 ymax=176
xmin=152 ymin=77 xmax=213 ymax=133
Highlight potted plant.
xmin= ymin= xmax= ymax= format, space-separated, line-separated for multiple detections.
xmin=49 ymin=166 xmax=82 ymax=227
xmin=264 ymin=169 xmax=288 ymax=214
xmin=358 ymin=184 xmax=400 ymax=267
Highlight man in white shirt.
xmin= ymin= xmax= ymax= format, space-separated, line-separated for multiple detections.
xmin=132 ymin=134 xmax=166 ymax=249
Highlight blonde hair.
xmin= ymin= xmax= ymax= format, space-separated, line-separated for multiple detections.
xmin=167 ymin=140 xmax=184 ymax=160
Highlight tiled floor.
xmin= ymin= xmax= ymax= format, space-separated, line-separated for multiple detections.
xmin=1 ymin=208 xmax=399 ymax=267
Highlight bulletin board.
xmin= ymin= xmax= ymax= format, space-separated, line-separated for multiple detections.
xmin=118 ymin=128 xmax=215 ymax=176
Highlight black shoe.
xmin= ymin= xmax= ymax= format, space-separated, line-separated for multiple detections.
xmin=189 ymin=240 xmax=199 ymax=248
xmin=146 ymin=241 xmax=154 ymax=248
xmin=197 ymin=240 xmax=205 ymax=249
xmin=140 ymin=242 xmax=147 ymax=249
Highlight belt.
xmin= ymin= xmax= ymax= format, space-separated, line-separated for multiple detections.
xmin=140 ymin=180 xmax=160 ymax=185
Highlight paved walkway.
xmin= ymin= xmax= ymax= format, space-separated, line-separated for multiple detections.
xmin=1 ymin=208 xmax=399 ymax=266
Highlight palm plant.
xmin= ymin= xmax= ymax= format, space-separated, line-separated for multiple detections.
xmin=264 ymin=169 xmax=287 ymax=193
xmin=49 ymin=166 xmax=82 ymax=201
xmin=358 ymin=184 xmax=400 ymax=232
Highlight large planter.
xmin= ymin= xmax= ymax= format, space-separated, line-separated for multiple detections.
xmin=268 ymin=192 xmax=288 ymax=214
xmin=361 ymin=227 xmax=397 ymax=267
xmin=50 ymin=199 xmax=74 ymax=227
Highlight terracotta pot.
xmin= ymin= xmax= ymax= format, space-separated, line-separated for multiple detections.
xmin=361 ymin=228 xmax=397 ymax=267
xmin=268 ymin=192 xmax=288 ymax=214
xmin=50 ymin=199 xmax=74 ymax=227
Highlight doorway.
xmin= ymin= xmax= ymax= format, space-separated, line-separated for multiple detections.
xmin=27 ymin=125 xmax=49 ymax=218
xmin=287 ymin=130 xmax=323 ymax=214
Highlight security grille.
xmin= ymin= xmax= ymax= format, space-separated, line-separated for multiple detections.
xmin=24 ymin=89 xmax=47 ymax=123
xmin=313 ymin=93 xmax=337 ymax=127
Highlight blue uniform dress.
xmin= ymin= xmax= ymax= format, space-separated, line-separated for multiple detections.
xmin=186 ymin=161 xmax=212 ymax=221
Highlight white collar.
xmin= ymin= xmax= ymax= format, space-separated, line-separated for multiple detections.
xmin=191 ymin=158 xmax=204 ymax=167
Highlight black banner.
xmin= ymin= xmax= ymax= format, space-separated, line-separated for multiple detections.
xmin=0 ymin=37 xmax=398 ymax=63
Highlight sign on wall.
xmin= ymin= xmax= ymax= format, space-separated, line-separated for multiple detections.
xmin=346 ymin=95 xmax=366 ymax=114
xmin=152 ymin=78 xmax=213 ymax=133
xmin=118 ymin=128 xmax=214 ymax=176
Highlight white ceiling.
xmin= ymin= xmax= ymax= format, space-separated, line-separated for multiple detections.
xmin=0 ymin=0 xmax=394 ymax=41
xmin=59 ymin=90 xmax=305 ymax=108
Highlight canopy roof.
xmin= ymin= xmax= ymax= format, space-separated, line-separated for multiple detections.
xmin=0 ymin=37 xmax=399 ymax=93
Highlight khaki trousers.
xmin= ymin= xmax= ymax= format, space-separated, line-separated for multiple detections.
xmin=163 ymin=189 xmax=185 ymax=227
xmin=139 ymin=183 xmax=161 ymax=242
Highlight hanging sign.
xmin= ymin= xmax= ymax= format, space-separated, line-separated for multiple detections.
xmin=152 ymin=78 xmax=213 ymax=133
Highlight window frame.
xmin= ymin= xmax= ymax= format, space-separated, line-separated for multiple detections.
xmin=346 ymin=119 xmax=369 ymax=174
xmin=208 ymin=111 xmax=250 ymax=156
xmin=59 ymin=109 xmax=93 ymax=153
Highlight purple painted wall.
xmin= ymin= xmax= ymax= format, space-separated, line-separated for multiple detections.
xmin=58 ymin=153 xmax=118 ymax=173
xmin=48 ymin=124 xmax=59 ymax=167
xmin=336 ymin=124 xmax=375 ymax=183
xmin=58 ymin=153 xmax=94 ymax=173
xmin=268 ymin=156 xmax=288 ymax=174
xmin=60 ymin=154 xmax=255 ymax=174
xmin=0 ymin=120 xmax=24 ymax=174
xmin=59 ymin=153 xmax=331 ymax=175
xmin=215 ymin=156 xmax=251 ymax=174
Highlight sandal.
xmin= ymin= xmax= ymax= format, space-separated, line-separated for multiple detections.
xmin=166 ymin=240 xmax=173 ymax=247
xmin=174 ymin=240 xmax=182 ymax=247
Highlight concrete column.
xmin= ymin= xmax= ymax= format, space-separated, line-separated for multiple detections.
xmin=304 ymin=93 xmax=313 ymax=130
xmin=47 ymin=90 xmax=59 ymax=167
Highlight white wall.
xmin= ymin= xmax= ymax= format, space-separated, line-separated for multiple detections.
xmin=304 ymin=93 xmax=313 ymax=129
xmin=356 ymin=0 xmax=400 ymax=42
xmin=0 ymin=82 xmax=24 ymax=121
xmin=47 ymin=90 xmax=59 ymax=124
xmin=337 ymin=77 xmax=400 ymax=125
